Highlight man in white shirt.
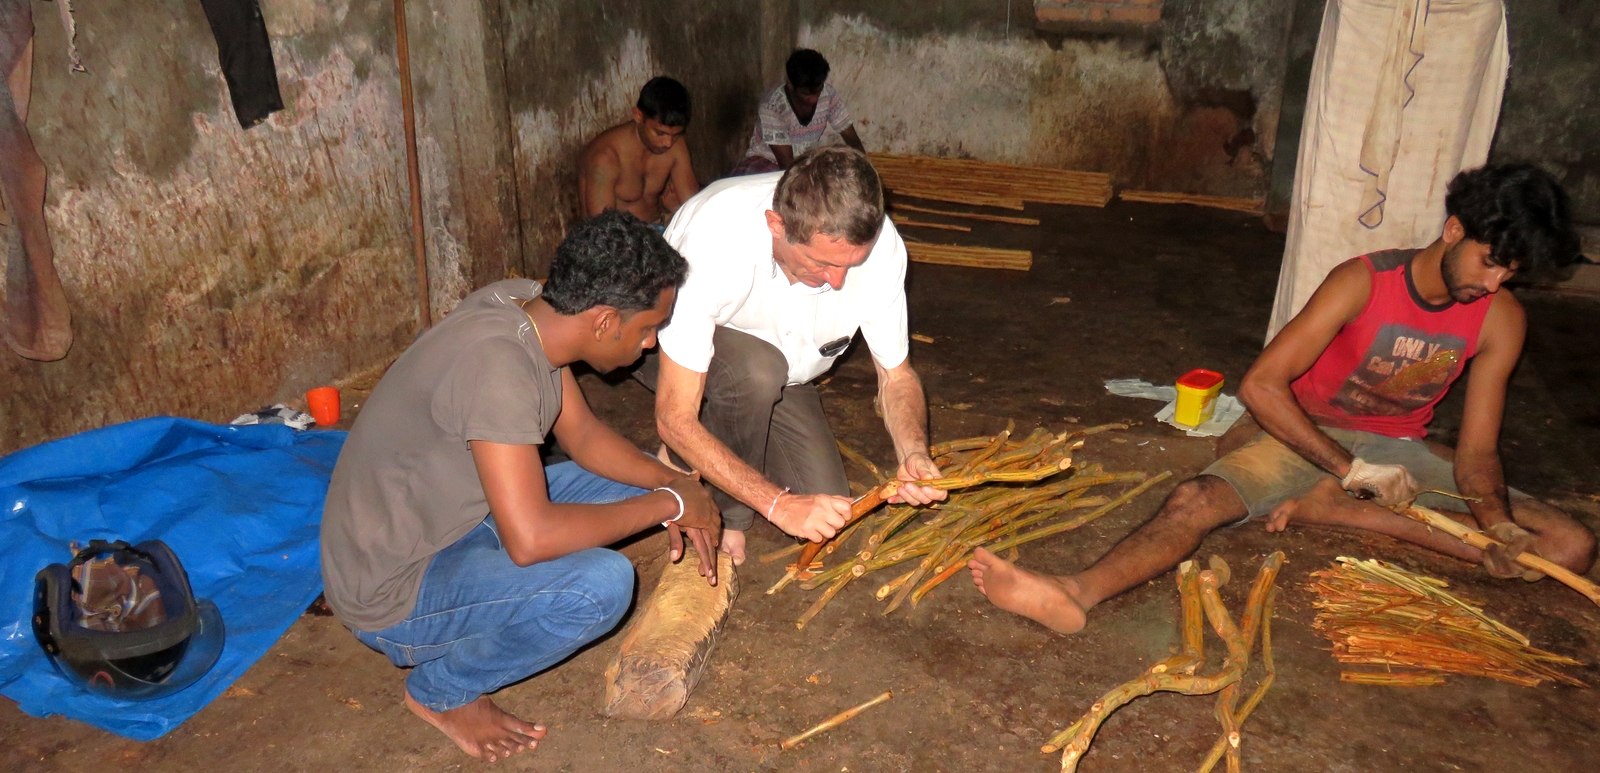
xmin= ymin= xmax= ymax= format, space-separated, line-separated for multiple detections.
xmin=730 ymin=49 xmax=867 ymax=176
xmin=640 ymin=147 xmax=943 ymax=563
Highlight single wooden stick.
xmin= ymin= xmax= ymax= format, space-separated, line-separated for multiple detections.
xmin=836 ymin=440 xmax=883 ymax=481
xmin=759 ymin=542 xmax=804 ymax=564
xmin=781 ymin=690 xmax=893 ymax=750
xmin=890 ymin=215 xmax=972 ymax=232
xmin=1404 ymin=506 xmax=1600 ymax=608
xmin=891 ymin=201 xmax=1041 ymax=225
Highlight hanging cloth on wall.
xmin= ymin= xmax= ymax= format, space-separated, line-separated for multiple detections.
xmin=1266 ymin=0 xmax=1508 ymax=342
xmin=0 ymin=0 xmax=72 ymax=361
xmin=197 ymin=0 xmax=283 ymax=129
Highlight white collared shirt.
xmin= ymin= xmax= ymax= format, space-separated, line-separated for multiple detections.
xmin=658 ymin=173 xmax=909 ymax=385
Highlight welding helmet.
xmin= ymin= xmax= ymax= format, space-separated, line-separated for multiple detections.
xmin=32 ymin=540 xmax=225 ymax=701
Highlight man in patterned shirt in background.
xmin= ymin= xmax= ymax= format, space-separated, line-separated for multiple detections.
xmin=730 ymin=49 xmax=867 ymax=176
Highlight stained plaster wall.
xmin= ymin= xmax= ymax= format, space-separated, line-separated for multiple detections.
xmin=798 ymin=0 xmax=1296 ymax=197
xmin=0 ymin=0 xmax=426 ymax=454
xmin=500 ymin=0 xmax=773 ymax=276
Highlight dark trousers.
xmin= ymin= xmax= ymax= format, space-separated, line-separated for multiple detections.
xmin=637 ymin=327 xmax=849 ymax=530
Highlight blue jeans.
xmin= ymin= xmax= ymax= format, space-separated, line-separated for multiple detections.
xmin=352 ymin=461 xmax=646 ymax=712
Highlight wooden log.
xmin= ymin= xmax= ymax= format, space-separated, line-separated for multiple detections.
xmin=603 ymin=552 xmax=737 ymax=720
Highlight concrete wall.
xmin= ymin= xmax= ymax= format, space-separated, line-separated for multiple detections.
xmin=797 ymin=0 xmax=1296 ymax=197
xmin=1 ymin=0 xmax=421 ymax=454
xmin=500 ymin=0 xmax=772 ymax=275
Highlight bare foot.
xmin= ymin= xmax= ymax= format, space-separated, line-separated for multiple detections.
xmin=404 ymin=692 xmax=546 ymax=762
xmin=720 ymin=528 xmax=747 ymax=566
xmin=968 ymin=547 xmax=1087 ymax=634
xmin=1265 ymin=478 xmax=1353 ymax=532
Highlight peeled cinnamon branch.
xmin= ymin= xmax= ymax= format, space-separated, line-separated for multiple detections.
xmin=1404 ymin=506 xmax=1600 ymax=608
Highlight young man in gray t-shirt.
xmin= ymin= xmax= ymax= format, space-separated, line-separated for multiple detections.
xmin=321 ymin=211 xmax=720 ymax=762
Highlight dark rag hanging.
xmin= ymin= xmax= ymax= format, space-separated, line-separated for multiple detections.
xmin=197 ymin=0 xmax=283 ymax=129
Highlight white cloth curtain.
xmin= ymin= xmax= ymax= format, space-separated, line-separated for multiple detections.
xmin=1266 ymin=0 xmax=1509 ymax=341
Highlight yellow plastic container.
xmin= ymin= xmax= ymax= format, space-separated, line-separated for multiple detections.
xmin=1174 ymin=369 xmax=1224 ymax=428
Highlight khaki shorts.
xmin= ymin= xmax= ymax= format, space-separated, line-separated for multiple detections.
xmin=1203 ymin=427 xmax=1530 ymax=525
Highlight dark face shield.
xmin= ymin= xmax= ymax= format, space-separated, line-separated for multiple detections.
xmin=32 ymin=540 xmax=225 ymax=701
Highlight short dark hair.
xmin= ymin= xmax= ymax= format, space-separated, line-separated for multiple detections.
xmin=773 ymin=146 xmax=884 ymax=246
xmin=543 ymin=210 xmax=688 ymax=315
xmin=1445 ymin=163 xmax=1581 ymax=276
xmin=785 ymin=49 xmax=830 ymax=92
xmin=637 ymin=76 xmax=691 ymax=127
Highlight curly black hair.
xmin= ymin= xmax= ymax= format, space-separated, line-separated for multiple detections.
xmin=1445 ymin=163 xmax=1581 ymax=276
xmin=543 ymin=210 xmax=688 ymax=315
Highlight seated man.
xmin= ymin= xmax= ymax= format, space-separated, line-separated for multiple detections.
xmin=641 ymin=146 xmax=945 ymax=564
xmin=320 ymin=211 xmax=720 ymax=762
xmin=970 ymin=164 xmax=1596 ymax=634
xmin=730 ymin=49 xmax=866 ymax=176
xmin=579 ymin=76 xmax=700 ymax=223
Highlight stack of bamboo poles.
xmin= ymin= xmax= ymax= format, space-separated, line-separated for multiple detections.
xmin=763 ymin=422 xmax=1171 ymax=628
xmin=1045 ymin=553 xmax=1285 ymax=773
xmin=1310 ymin=557 xmax=1585 ymax=688
xmin=870 ymin=153 xmax=1113 ymax=208
xmin=1117 ymin=190 xmax=1266 ymax=215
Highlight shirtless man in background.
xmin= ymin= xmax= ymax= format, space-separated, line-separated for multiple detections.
xmin=580 ymin=77 xmax=700 ymax=223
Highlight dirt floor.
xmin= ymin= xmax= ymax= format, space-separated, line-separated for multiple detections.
xmin=5 ymin=200 xmax=1600 ymax=773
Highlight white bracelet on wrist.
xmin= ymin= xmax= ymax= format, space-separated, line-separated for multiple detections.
xmin=655 ymin=486 xmax=685 ymax=527
xmin=765 ymin=487 xmax=790 ymax=520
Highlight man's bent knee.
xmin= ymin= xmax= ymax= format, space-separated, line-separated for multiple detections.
xmin=1156 ymin=475 xmax=1247 ymax=531
xmin=562 ymin=549 xmax=635 ymax=629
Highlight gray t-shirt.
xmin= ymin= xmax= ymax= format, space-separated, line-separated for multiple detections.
xmin=321 ymin=279 xmax=564 ymax=631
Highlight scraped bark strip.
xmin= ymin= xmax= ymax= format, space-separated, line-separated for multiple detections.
xmin=603 ymin=552 xmax=737 ymax=721
xmin=1117 ymin=190 xmax=1265 ymax=214
xmin=905 ymin=243 xmax=1033 ymax=271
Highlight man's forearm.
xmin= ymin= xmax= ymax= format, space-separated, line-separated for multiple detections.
xmin=1455 ymin=449 xmax=1513 ymax=528
xmin=561 ymin=421 xmax=678 ymax=491
xmin=659 ymin=412 xmax=785 ymax=513
xmin=877 ymin=366 xmax=931 ymax=463
xmin=1239 ymin=379 xmax=1353 ymax=477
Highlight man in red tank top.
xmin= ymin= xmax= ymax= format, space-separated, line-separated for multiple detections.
xmin=967 ymin=164 xmax=1594 ymax=636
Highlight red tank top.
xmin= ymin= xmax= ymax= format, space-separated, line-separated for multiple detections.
xmin=1290 ymin=249 xmax=1493 ymax=439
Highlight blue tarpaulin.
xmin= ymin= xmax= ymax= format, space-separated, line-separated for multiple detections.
xmin=0 ymin=417 xmax=344 ymax=740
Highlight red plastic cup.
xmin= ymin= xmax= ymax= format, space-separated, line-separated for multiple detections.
xmin=306 ymin=387 xmax=341 ymax=427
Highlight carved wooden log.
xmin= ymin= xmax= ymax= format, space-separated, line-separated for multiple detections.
xmin=603 ymin=551 xmax=737 ymax=720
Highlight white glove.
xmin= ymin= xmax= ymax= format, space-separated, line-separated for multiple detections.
xmin=1340 ymin=458 xmax=1420 ymax=508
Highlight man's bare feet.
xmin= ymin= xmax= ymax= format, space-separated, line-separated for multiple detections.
xmin=721 ymin=528 xmax=746 ymax=565
xmin=1265 ymin=477 xmax=1357 ymax=532
xmin=404 ymin=692 xmax=546 ymax=762
xmin=968 ymin=547 xmax=1087 ymax=634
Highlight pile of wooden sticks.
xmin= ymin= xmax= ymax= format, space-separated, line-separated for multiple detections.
xmin=869 ymin=153 xmax=1113 ymax=271
xmin=763 ymin=422 xmax=1171 ymax=629
xmin=1310 ymin=557 xmax=1585 ymax=687
xmin=869 ymin=153 xmax=1114 ymax=208
xmin=1044 ymin=553 xmax=1285 ymax=773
